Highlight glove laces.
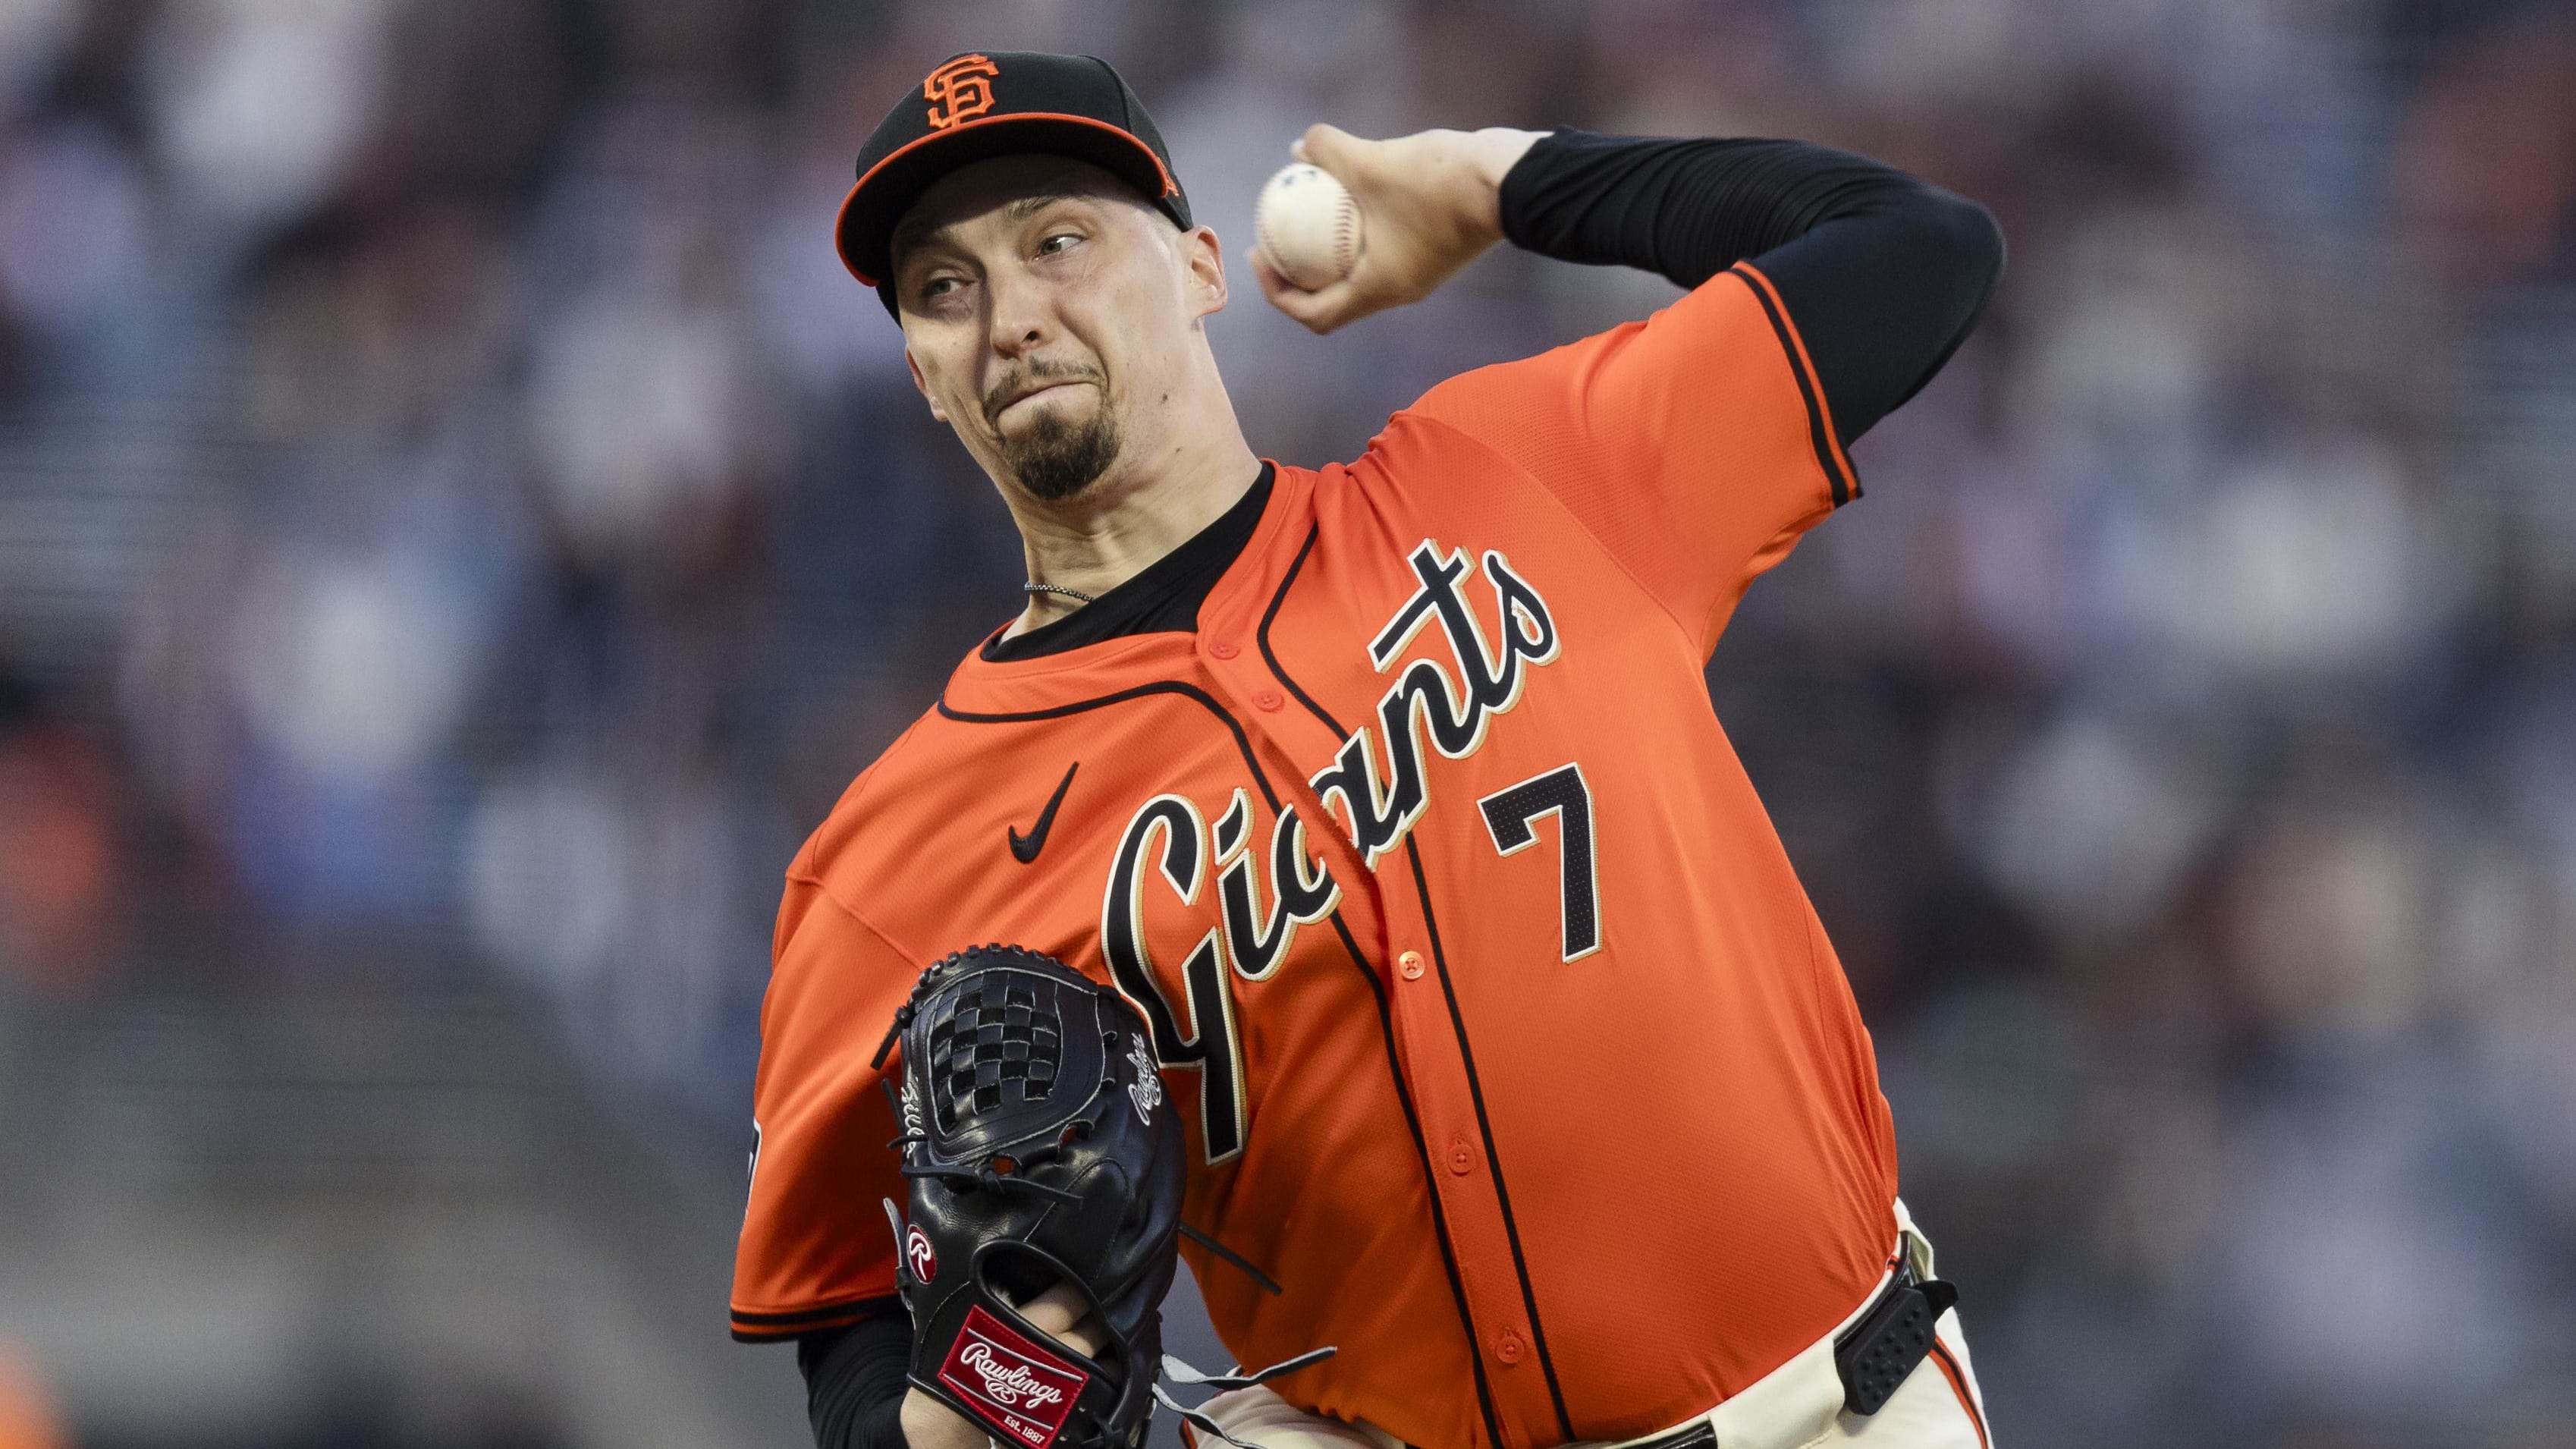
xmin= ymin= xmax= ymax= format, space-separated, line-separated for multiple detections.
xmin=1152 ymin=1348 xmax=1341 ymax=1449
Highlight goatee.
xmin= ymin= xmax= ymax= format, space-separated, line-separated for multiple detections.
xmin=1001 ymin=403 xmax=1122 ymax=501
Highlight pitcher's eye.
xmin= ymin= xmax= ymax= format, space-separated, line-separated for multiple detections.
xmin=1038 ymin=232 xmax=1082 ymax=256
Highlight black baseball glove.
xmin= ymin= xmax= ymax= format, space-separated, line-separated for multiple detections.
xmin=875 ymin=945 xmax=1186 ymax=1449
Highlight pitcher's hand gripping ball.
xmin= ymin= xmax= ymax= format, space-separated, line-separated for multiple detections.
xmin=877 ymin=946 xmax=1186 ymax=1449
xmin=1255 ymin=162 xmax=1364 ymax=291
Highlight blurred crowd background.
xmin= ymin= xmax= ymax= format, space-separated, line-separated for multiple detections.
xmin=1 ymin=0 xmax=2571 ymax=1445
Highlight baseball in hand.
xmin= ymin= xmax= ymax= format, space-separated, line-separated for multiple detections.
xmin=1255 ymin=162 xmax=1363 ymax=291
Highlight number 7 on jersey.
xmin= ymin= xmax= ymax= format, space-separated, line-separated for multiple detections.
xmin=1477 ymin=762 xmax=1601 ymax=961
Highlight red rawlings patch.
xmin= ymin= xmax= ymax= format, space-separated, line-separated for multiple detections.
xmin=937 ymin=1304 xmax=1089 ymax=1449
xmin=906 ymin=1224 xmax=938 ymax=1283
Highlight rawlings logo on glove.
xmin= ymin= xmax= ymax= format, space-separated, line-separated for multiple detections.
xmin=938 ymin=1305 xmax=1089 ymax=1446
xmin=1126 ymin=1035 xmax=1162 ymax=1124
xmin=962 ymin=1347 xmax=1070 ymax=1408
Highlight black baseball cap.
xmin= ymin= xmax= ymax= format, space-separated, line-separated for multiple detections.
xmin=836 ymin=51 xmax=1192 ymax=312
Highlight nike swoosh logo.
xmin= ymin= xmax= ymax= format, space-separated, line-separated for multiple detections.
xmin=1009 ymin=762 xmax=1080 ymax=863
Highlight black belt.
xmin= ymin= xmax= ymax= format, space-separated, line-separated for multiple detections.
xmin=1833 ymin=1256 xmax=1960 ymax=1416
xmin=1605 ymin=1259 xmax=1964 ymax=1449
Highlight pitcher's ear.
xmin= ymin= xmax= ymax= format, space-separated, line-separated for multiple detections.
xmin=905 ymin=347 xmax=949 ymax=423
xmin=1181 ymin=225 xmax=1229 ymax=320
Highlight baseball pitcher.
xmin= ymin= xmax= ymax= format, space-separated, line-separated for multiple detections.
xmin=733 ymin=49 xmax=2006 ymax=1449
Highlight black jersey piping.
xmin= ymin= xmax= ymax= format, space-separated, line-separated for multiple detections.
xmin=730 ymin=1292 xmax=902 ymax=1341
xmin=940 ymin=670 xmax=1507 ymax=1444
xmin=938 ymin=681 xmax=1283 ymax=809
xmin=1259 ymin=523 xmax=1349 ymax=731
xmin=732 ymin=1324 xmax=840 ymax=1344
xmin=1404 ymin=837 xmax=1577 ymax=1441
xmin=1729 ymin=260 xmax=1855 ymax=507
xmin=1259 ymin=533 xmax=1577 ymax=1442
xmin=1325 ymin=908 xmax=1506 ymax=1448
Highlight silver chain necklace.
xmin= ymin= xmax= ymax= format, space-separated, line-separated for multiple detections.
xmin=1023 ymin=581 xmax=1098 ymax=605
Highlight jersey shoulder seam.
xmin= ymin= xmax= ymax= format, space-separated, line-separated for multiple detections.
xmin=787 ymin=838 xmax=927 ymax=970
xmin=805 ymin=703 xmax=941 ymax=841
xmin=786 ymin=706 xmax=959 ymax=964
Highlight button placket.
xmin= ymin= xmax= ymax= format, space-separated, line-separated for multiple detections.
xmin=1202 ymin=616 xmax=1553 ymax=1414
xmin=1373 ymin=896 xmax=1546 ymax=1427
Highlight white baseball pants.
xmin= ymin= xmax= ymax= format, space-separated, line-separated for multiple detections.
xmin=1187 ymin=1202 xmax=1991 ymax=1449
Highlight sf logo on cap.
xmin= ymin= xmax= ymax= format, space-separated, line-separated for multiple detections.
xmin=923 ymin=54 xmax=1000 ymax=130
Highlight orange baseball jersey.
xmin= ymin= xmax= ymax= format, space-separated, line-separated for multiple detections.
xmin=733 ymin=259 xmax=1899 ymax=1449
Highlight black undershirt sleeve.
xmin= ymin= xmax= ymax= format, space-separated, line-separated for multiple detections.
xmin=1497 ymin=128 xmax=2003 ymax=446
xmin=796 ymin=1312 xmax=913 ymax=1449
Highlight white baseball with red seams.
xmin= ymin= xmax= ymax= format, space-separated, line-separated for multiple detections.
xmin=1255 ymin=162 xmax=1363 ymax=291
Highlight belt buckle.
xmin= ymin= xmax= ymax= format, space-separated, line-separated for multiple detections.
xmin=1831 ymin=1259 xmax=1959 ymax=1417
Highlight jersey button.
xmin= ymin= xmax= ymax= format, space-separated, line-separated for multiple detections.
xmin=1253 ymin=688 xmax=1284 ymax=712
xmin=1496 ymin=1331 xmax=1525 ymax=1364
xmin=1447 ymin=1139 xmax=1474 ymax=1176
xmin=1397 ymin=951 xmax=1425 ymax=980
xmin=1208 ymin=640 xmax=1239 ymax=660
